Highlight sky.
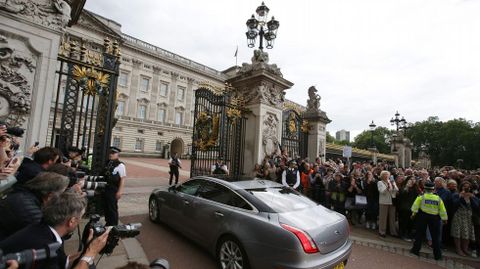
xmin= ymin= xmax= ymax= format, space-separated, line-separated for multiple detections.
xmin=85 ymin=0 xmax=480 ymax=140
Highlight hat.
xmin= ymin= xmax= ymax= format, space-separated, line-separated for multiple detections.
xmin=110 ymin=146 xmax=121 ymax=153
xmin=288 ymin=160 xmax=297 ymax=165
xmin=424 ymin=182 xmax=435 ymax=190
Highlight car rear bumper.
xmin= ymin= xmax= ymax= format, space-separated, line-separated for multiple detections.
xmin=269 ymin=239 xmax=353 ymax=269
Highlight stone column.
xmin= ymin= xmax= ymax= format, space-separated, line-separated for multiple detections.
xmin=167 ymin=72 xmax=179 ymax=123
xmin=303 ymin=110 xmax=330 ymax=162
xmin=184 ymin=77 xmax=195 ymax=126
xmin=149 ymin=66 xmax=162 ymax=120
xmin=128 ymin=59 xmax=142 ymax=117
xmin=227 ymin=50 xmax=293 ymax=174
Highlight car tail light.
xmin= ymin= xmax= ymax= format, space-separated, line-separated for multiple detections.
xmin=281 ymin=223 xmax=318 ymax=254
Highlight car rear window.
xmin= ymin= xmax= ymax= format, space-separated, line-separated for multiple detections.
xmin=246 ymin=187 xmax=317 ymax=213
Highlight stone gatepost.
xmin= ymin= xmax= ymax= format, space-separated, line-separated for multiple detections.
xmin=302 ymin=87 xmax=331 ymax=162
xmin=391 ymin=133 xmax=412 ymax=168
xmin=227 ymin=50 xmax=293 ymax=174
xmin=0 ymin=1 xmax=83 ymax=150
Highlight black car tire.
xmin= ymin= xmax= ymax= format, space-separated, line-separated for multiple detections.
xmin=149 ymin=196 xmax=161 ymax=223
xmin=217 ymin=236 xmax=250 ymax=269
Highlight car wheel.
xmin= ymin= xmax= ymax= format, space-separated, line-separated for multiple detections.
xmin=149 ymin=196 xmax=160 ymax=223
xmin=217 ymin=236 xmax=250 ymax=269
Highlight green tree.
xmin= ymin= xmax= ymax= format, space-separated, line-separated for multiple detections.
xmin=352 ymin=127 xmax=393 ymax=154
xmin=326 ymin=132 xmax=335 ymax=143
xmin=406 ymin=117 xmax=480 ymax=169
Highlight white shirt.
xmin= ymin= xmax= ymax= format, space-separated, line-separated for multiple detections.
xmin=49 ymin=226 xmax=68 ymax=269
xmin=113 ymin=163 xmax=127 ymax=178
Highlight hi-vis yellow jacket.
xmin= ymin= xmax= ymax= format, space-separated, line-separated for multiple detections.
xmin=411 ymin=193 xmax=448 ymax=221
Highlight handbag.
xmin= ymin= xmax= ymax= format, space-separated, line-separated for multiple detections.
xmin=355 ymin=195 xmax=367 ymax=206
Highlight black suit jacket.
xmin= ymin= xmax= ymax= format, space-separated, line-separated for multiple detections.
xmin=0 ymin=223 xmax=67 ymax=269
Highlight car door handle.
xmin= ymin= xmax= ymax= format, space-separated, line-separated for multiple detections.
xmin=214 ymin=211 xmax=224 ymax=217
xmin=183 ymin=200 xmax=190 ymax=205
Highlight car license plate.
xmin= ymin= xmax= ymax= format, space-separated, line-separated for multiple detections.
xmin=333 ymin=262 xmax=344 ymax=269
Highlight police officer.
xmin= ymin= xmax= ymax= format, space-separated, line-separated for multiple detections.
xmin=281 ymin=160 xmax=300 ymax=190
xmin=102 ymin=146 xmax=126 ymax=226
xmin=410 ymin=181 xmax=448 ymax=260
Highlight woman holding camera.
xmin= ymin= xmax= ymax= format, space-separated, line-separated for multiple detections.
xmin=450 ymin=181 xmax=479 ymax=256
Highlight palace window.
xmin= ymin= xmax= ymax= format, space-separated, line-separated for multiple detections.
xmin=112 ymin=136 xmax=121 ymax=148
xmin=134 ymin=138 xmax=144 ymax=151
xmin=175 ymin=111 xmax=183 ymax=125
xmin=157 ymin=109 xmax=166 ymax=123
xmin=159 ymin=82 xmax=169 ymax=97
xmin=155 ymin=140 xmax=163 ymax=151
xmin=140 ymin=77 xmax=150 ymax=93
xmin=138 ymin=105 xmax=146 ymax=119
xmin=115 ymin=101 xmax=125 ymax=116
xmin=118 ymin=72 xmax=128 ymax=87
xmin=177 ymin=86 xmax=185 ymax=101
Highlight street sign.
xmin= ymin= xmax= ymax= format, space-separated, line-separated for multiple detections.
xmin=342 ymin=146 xmax=352 ymax=158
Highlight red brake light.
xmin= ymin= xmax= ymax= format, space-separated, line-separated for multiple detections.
xmin=281 ymin=223 xmax=319 ymax=254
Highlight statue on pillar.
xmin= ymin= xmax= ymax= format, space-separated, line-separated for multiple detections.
xmin=306 ymin=86 xmax=321 ymax=112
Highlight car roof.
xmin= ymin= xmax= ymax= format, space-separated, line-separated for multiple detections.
xmin=192 ymin=176 xmax=283 ymax=190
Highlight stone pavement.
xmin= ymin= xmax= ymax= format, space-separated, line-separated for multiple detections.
xmin=349 ymin=226 xmax=478 ymax=269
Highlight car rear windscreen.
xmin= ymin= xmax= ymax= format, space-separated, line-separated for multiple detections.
xmin=246 ymin=187 xmax=317 ymax=213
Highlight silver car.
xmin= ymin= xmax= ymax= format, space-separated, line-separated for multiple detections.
xmin=149 ymin=176 xmax=352 ymax=269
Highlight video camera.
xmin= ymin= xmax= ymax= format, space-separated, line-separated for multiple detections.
xmin=0 ymin=243 xmax=61 ymax=269
xmin=81 ymin=215 xmax=141 ymax=255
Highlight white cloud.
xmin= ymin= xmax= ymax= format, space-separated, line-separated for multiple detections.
xmin=85 ymin=0 xmax=480 ymax=140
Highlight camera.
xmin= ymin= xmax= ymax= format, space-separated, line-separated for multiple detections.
xmin=85 ymin=175 xmax=104 ymax=182
xmin=81 ymin=215 xmax=141 ymax=255
xmin=0 ymin=243 xmax=61 ymax=269
xmin=5 ymin=127 xmax=24 ymax=138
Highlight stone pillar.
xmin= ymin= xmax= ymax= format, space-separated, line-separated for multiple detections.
xmin=303 ymin=110 xmax=330 ymax=162
xmin=167 ymin=72 xmax=179 ymax=123
xmin=404 ymin=139 xmax=412 ymax=168
xmin=128 ymin=59 xmax=142 ymax=117
xmin=0 ymin=1 xmax=82 ymax=150
xmin=184 ymin=77 xmax=195 ymax=126
xmin=227 ymin=50 xmax=293 ymax=174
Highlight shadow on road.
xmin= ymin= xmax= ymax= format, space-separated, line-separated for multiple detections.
xmin=120 ymin=214 xmax=217 ymax=269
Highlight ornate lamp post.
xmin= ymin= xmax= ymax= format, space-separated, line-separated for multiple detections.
xmin=369 ymin=120 xmax=376 ymax=150
xmin=390 ymin=111 xmax=407 ymax=132
xmin=245 ymin=2 xmax=280 ymax=50
xmin=368 ymin=120 xmax=377 ymax=164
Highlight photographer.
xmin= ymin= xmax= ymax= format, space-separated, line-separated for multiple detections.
xmin=0 ymin=172 xmax=69 ymax=240
xmin=15 ymin=147 xmax=60 ymax=185
xmin=0 ymin=190 xmax=109 ymax=269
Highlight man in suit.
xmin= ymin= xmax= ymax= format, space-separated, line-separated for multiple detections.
xmin=0 ymin=190 xmax=109 ymax=269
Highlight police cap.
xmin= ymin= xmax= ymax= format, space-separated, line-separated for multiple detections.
xmin=110 ymin=146 xmax=121 ymax=153
xmin=424 ymin=181 xmax=435 ymax=190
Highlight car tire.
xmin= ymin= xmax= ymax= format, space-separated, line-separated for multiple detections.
xmin=217 ymin=236 xmax=250 ymax=269
xmin=148 ymin=196 xmax=161 ymax=223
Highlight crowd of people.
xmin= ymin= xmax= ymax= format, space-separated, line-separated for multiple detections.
xmin=0 ymin=122 xmax=130 ymax=269
xmin=252 ymin=148 xmax=480 ymax=259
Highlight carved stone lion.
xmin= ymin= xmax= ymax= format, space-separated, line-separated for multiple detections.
xmin=306 ymin=86 xmax=321 ymax=112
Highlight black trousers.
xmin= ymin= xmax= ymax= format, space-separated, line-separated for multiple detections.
xmin=411 ymin=211 xmax=442 ymax=259
xmin=398 ymin=209 xmax=414 ymax=238
xmin=169 ymin=168 xmax=179 ymax=185
xmin=103 ymin=187 xmax=119 ymax=226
